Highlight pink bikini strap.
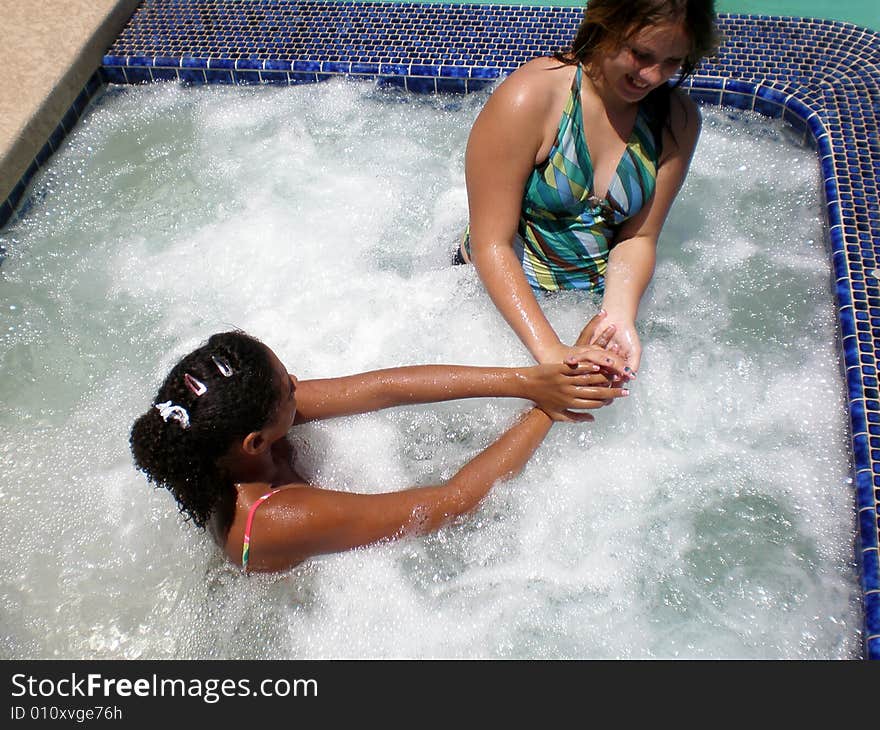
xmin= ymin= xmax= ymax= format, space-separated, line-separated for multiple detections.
xmin=241 ymin=488 xmax=282 ymax=572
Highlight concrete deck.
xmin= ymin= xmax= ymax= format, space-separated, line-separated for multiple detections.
xmin=0 ymin=0 xmax=139 ymax=205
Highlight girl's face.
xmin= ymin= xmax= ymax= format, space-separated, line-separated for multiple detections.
xmin=262 ymin=346 xmax=299 ymax=441
xmin=598 ymin=21 xmax=692 ymax=103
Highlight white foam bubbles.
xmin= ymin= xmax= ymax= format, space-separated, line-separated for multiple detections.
xmin=0 ymin=83 xmax=861 ymax=659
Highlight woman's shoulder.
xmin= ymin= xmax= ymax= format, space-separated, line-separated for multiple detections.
xmin=656 ymin=87 xmax=702 ymax=162
xmin=668 ymin=87 xmax=701 ymax=139
xmin=491 ymin=57 xmax=577 ymax=113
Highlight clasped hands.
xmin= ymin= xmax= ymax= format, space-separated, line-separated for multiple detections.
xmin=525 ymin=310 xmax=635 ymax=422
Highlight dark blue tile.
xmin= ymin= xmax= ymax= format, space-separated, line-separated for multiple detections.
xmin=9 ymin=177 xmax=27 ymax=211
xmin=380 ymin=63 xmax=408 ymax=76
xmin=101 ymin=65 xmax=127 ymax=84
xmin=409 ymin=64 xmax=439 ymax=77
xmin=753 ymin=95 xmax=784 ymax=119
xmin=232 ymin=69 xmax=261 ymax=84
xmin=378 ymin=75 xmax=407 ymax=90
xmin=34 ymin=142 xmax=53 ymax=167
xmin=808 ymin=114 xmax=828 ymax=141
xmin=264 ymin=59 xmax=291 ymax=71
xmin=861 ymin=548 xmax=880 ymax=592
xmin=122 ymin=66 xmax=152 ymax=84
xmin=351 ymin=62 xmax=379 ymax=75
xmin=470 ymin=66 xmax=501 ymax=80
xmin=150 ymin=67 xmax=179 ymax=82
xmin=688 ymin=88 xmax=722 ymax=106
xmin=824 ymin=178 xmax=840 ymax=204
xmin=440 ymin=65 xmax=470 ymax=78
xmin=0 ymin=199 xmax=13 ymax=230
xmin=208 ymin=58 xmax=235 ymax=70
xmin=849 ymin=367 xmax=866 ymax=400
xmin=856 ymin=469 xmax=874 ymax=509
xmin=47 ymin=124 xmax=65 ymax=153
xmin=865 ymin=591 xmax=880 ymax=637
xmin=466 ymin=78 xmax=495 ymax=93
xmin=260 ymin=71 xmax=290 ymax=85
xmin=289 ymin=71 xmax=319 ymax=85
xmin=721 ymin=91 xmax=754 ymax=110
xmin=293 ymin=60 xmax=321 ymax=72
xmin=724 ymin=78 xmax=756 ymax=95
xmin=859 ymin=507 xmax=879 ymax=549
xmin=205 ymin=69 xmax=234 ymax=84
xmin=178 ymin=68 xmax=206 ymax=85
xmin=436 ymin=77 xmax=467 ymax=94
xmin=181 ymin=57 xmax=208 ymax=69
xmin=321 ymin=61 xmax=350 ymax=74
xmin=406 ymin=76 xmax=437 ymax=93
xmin=783 ymin=107 xmax=809 ymax=135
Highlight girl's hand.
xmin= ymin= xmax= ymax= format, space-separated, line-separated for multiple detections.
xmin=522 ymin=362 xmax=629 ymax=422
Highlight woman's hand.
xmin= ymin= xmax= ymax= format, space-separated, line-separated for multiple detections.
xmin=589 ymin=316 xmax=641 ymax=374
xmin=522 ymin=362 xmax=629 ymax=422
xmin=572 ymin=309 xmax=639 ymax=377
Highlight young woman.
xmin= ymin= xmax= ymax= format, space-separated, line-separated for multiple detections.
xmin=461 ymin=0 xmax=719 ymax=372
xmin=130 ymin=314 xmax=630 ymax=573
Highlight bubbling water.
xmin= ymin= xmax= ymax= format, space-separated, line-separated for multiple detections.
xmin=0 ymin=80 xmax=861 ymax=659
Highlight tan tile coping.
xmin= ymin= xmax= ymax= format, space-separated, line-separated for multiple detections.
xmin=0 ymin=0 xmax=141 ymax=205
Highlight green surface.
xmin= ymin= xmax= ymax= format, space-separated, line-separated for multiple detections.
xmin=380 ymin=0 xmax=879 ymax=31
xmin=719 ymin=0 xmax=878 ymax=28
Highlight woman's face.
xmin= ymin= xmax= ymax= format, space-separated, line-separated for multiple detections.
xmin=598 ymin=21 xmax=692 ymax=103
xmin=262 ymin=346 xmax=299 ymax=440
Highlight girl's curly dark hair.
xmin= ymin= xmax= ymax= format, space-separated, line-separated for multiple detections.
xmin=130 ymin=331 xmax=280 ymax=528
xmin=554 ymin=0 xmax=720 ymax=152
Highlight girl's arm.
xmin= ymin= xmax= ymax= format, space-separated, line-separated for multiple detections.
xmin=599 ymin=92 xmax=702 ymax=371
xmin=240 ymin=407 xmax=555 ymax=572
xmin=294 ymin=312 xmax=631 ymax=424
xmin=293 ymin=359 xmax=629 ymax=425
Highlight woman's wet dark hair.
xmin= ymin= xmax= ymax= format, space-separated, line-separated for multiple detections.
xmin=555 ymin=0 xmax=720 ymax=150
xmin=130 ymin=331 xmax=280 ymax=528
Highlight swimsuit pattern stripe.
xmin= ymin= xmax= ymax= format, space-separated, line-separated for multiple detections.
xmin=519 ymin=65 xmax=659 ymax=293
xmin=241 ymin=488 xmax=282 ymax=572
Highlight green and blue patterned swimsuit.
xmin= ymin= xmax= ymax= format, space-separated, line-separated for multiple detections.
xmin=467 ymin=65 xmax=660 ymax=294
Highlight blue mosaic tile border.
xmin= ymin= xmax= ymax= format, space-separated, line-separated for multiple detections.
xmin=2 ymin=1 xmax=879 ymax=658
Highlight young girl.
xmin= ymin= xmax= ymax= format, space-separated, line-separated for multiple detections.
xmin=130 ymin=315 xmax=629 ymax=573
xmin=461 ymin=0 xmax=719 ymax=372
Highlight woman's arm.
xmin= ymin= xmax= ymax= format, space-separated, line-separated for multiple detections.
xmin=466 ymin=61 xmax=580 ymax=365
xmin=242 ymin=407 xmax=555 ymax=572
xmin=599 ymin=92 xmax=703 ymax=371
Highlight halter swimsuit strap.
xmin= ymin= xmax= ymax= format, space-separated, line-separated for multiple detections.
xmin=241 ymin=488 xmax=283 ymax=572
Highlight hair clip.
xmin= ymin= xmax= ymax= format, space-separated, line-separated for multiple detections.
xmin=211 ymin=355 xmax=233 ymax=377
xmin=155 ymin=401 xmax=191 ymax=429
xmin=184 ymin=373 xmax=207 ymax=396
